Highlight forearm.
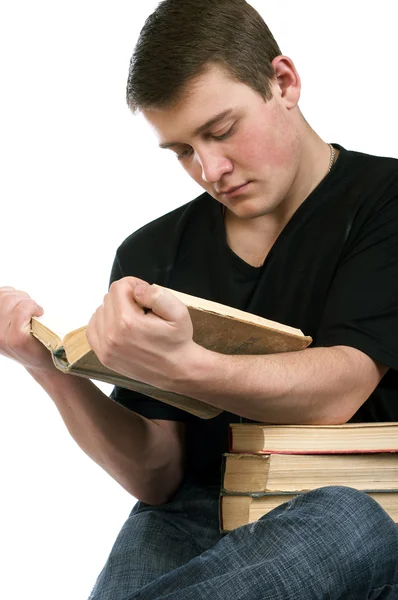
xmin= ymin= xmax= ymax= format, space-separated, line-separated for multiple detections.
xmin=27 ymin=367 xmax=184 ymax=503
xmin=176 ymin=345 xmax=384 ymax=424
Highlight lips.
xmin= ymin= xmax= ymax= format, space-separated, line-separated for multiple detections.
xmin=218 ymin=182 xmax=251 ymax=197
xmin=219 ymin=184 xmax=245 ymax=194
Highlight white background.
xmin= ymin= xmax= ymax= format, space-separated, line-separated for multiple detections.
xmin=0 ymin=1 xmax=397 ymax=598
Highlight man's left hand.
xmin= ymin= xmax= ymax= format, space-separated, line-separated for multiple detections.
xmin=86 ymin=277 xmax=201 ymax=390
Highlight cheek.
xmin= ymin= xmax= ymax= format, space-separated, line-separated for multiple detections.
xmin=236 ymin=112 xmax=297 ymax=170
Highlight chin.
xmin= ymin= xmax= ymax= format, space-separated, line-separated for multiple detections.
xmin=229 ymin=199 xmax=278 ymax=220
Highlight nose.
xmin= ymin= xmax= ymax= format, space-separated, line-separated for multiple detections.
xmin=196 ymin=149 xmax=233 ymax=184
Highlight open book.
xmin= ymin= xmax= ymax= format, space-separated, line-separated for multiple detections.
xmin=31 ymin=286 xmax=312 ymax=419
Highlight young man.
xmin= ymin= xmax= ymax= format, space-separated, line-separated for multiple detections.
xmin=1 ymin=1 xmax=398 ymax=598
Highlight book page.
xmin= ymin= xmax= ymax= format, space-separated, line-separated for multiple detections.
xmin=32 ymin=306 xmax=90 ymax=342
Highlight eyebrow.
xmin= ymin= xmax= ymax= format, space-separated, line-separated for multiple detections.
xmin=159 ymin=109 xmax=234 ymax=149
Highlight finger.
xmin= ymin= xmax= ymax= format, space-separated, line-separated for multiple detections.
xmin=0 ymin=289 xmax=43 ymax=312
xmin=134 ymin=283 xmax=188 ymax=323
xmin=17 ymin=299 xmax=43 ymax=326
xmin=111 ymin=276 xmax=149 ymax=297
xmin=106 ymin=283 xmax=142 ymax=322
xmin=0 ymin=290 xmax=30 ymax=309
xmin=0 ymin=286 xmax=17 ymax=294
xmin=102 ymin=290 xmax=118 ymax=335
xmin=110 ymin=277 xmax=150 ymax=319
xmin=86 ymin=307 xmax=102 ymax=351
xmin=0 ymin=288 xmax=33 ymax=299
xmin=4 ymin=299 xmax=44 ymax=345
xmin=3 ymin=297 xmax=43 ymax=331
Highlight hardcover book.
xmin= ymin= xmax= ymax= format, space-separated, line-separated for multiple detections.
xmin=220 ymin=491 xmax=398 ymax=531
xmin=229 ymin=422 xmax=398 ymax=454
xmin=222 ymin=452 xmax=398 ymax=493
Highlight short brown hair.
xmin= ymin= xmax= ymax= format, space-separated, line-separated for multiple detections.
xmin=126 ymin=0 xmax=282 ymax=113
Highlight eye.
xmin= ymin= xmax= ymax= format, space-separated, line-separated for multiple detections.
xmin=176 ymin=147 xmax=194 ymax=161
xmin=212 ymin=124 xmax=235 ymax=141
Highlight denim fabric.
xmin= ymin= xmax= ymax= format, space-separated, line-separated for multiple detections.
xmin=89 ymin=485 xmax=398 ymax=600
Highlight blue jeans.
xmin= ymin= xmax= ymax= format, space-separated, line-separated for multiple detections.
xmin=88 ymin=484 xmax=398 ymax=599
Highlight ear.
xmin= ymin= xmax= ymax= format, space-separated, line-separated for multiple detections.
xmin=271 ymin=56 xmax=301 ymax=109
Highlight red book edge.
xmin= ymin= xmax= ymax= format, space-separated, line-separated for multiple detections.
xmin=228 ymin=448 xmax=398 ymax=454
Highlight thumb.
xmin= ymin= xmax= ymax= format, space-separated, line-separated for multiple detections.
xmin=134 ymin=284 xmax=188 ymax=323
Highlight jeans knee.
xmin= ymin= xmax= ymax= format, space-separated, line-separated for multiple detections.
xmin=310 ymin=485 xmax=390 ymax=519
xmin=304 ymin=486 xmax=398 ymax=561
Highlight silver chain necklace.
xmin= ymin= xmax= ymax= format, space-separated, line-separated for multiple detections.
xmin=222 ymin=144 xmax=336 ymax=219
xmin=328 ymin=143 xmax=336 ymax=173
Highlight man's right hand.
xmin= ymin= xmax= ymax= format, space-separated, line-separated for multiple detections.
xmin=0 ymin=287 xmax=55 ymax=372
xmin=0 ymin=287 xmax=185 ymax=503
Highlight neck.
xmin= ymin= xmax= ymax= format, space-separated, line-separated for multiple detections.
xmin=272 ymin=125 xmax=338 ymax=229
xmin=290 ymin=122 xmax=335 ymax=199
xmin=224 ymin=122 xmax=339 ymax=241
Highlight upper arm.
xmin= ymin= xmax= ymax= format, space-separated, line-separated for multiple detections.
xmin=315 ymin=193 xmax=398 ymax=373
xmin=316 ymin=345 xmax=389 ymax=424
xmin=311 ymin=192 xmax=398 ymax=425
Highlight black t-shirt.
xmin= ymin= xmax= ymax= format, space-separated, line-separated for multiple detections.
xmin=110 ymin=145 xmax=398 ymax=485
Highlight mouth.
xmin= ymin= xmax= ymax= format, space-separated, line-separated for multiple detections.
xmin=218 ymin=182 xmax=251 ymax=198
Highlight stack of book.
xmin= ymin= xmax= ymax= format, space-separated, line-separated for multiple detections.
xmin=220 ymin=422 xmax=398 ymax=531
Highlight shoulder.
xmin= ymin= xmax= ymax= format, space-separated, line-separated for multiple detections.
xmin=340 ymin=145 xmax=398 ymax=169
xmin=338 ymin=146 xmax=398 ymax=194
xmin=330 ymin=146 xmax=398 ymax=233
xmin=113 ymin=191 xmax=214 ymax=283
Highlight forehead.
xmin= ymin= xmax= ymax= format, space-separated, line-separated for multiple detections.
xmin=143 ymin=65 xmax=256 ymax=143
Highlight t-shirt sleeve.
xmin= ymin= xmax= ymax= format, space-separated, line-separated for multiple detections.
xmin=107 ymin=253 xmax=191 ymax=422
xmin=315 ymin=193 xmax=398 ymax=371
xmin=109 ymin=386 xmax=191 ymax=421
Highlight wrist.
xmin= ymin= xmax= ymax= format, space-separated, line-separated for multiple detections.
xmin=174 ymin=342 xmax=224 ymax=396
